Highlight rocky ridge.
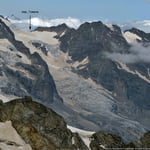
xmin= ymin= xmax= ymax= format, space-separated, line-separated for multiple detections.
xmin=0 ymin=97 xmax=88 ymax=150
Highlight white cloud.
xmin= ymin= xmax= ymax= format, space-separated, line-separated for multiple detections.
xmin=9 ymin=17 xmax=82 ymax=29
xmin=105 ymin=43 xmax=150 ymax=63
xmin=120 ymin=20 xmax=150 ymax=33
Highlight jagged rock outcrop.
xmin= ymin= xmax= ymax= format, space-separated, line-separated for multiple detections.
xmin=90 ymin=131 xmax=150 ymax=150
xmin=90 ymin=131 xmax=125 ymax=150
xmin=0 ymin=97 xmax=88 ymax=150
xmin=128 ymin=131 xmax=150 ymax=148
xmin=35 ymin=23 xmax=71 ymax=39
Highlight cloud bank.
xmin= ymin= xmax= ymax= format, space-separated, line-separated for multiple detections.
xmin=120 ymin=20 xmax=150 ymax=33
xmin=105 ymin=43 xmax=150 ymax=63
xmin=9 ymin=17 xmax=82 ymax=29
xmin=9 ymin=16 xmax=150 ymax=33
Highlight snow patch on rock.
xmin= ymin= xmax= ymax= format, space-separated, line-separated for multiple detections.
xmin=123 ymin=31 xmax=142 ymax=43
xmin=116 ymin=61 xmax=150 ymax=83
xmin=67 ymin=125 xmax=94 ymax=149
xmin=105 ymin=24 xmax=114 ymax=31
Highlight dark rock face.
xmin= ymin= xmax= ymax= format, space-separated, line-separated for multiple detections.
xmin=0 ymin=18 xmax=62 ymax=104
xmin=32 ymin=42 xmax=48 ymax=55
xmin=59 ymin=22 xmax=129 ymax=61
xmin=90 ymin=131 xmax=125 ymax=150
xmin=0 ymin=19 xmax=30 ymax=56
xmin=130 ymin=131 xmax=150 ymax=148
xmin=56 ymin=21 xmax=150 ymax=129
xmin=0 ymin=97 xmax=88 ymax=150
xmin=92 ymin=59 xmax=150 ymax=109
xmin=90 ymin=131 xmax=150 ymax=150
xmin=123 ymin=28 xmax=150 ymax=87
xmin=35 ymin=23 xmax=71 ymax=39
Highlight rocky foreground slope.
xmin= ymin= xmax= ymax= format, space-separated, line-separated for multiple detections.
xmin=0 ymin=97 xmax=149 ymax=150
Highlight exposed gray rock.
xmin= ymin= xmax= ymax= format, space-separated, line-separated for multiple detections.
xmin=35 ymin=23 xmax=71 ymax=38
xmin=90 ymin=131 xmax=125 ymax=150
xmin=126 ymin=131 xmax=150 ymax=148
xmin=90 ymin=131 xmax=150 ymax=149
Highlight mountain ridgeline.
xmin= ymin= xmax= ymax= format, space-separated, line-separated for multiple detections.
xmin=58 ymin=21 xmax=150 ymax=110
xmin=0 ymin=16 xmax=150 ymax=145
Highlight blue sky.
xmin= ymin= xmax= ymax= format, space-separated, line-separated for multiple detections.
xmin=0 ymin=0 xmax=150 ymax=23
